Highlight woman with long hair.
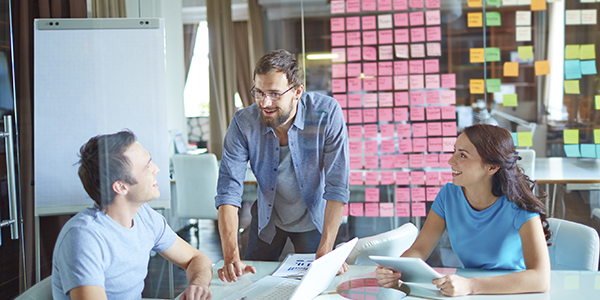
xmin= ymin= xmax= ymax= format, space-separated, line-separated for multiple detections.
xmin=376 ymin=124 xmax=551 ymax=296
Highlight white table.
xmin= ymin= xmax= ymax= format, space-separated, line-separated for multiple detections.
xmin=180 ymin=261 xmax=600 ymax=300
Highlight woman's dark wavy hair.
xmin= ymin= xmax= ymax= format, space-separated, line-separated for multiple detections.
xmin=253 ymin=49 xmax=304 ymax=87
xmin=463 ymin=124 xmax=551 ymax=243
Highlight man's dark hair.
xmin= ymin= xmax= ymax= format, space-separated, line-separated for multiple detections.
xmin=77 ymin=130 xmax=137 ymax=208
xmin=253 ymin=49 xmax=304 ymax=87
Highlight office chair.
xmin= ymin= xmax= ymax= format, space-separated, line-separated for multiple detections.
xmin=14 ymin=276 xmax=52 ymax=300
xmin=547 ymin=218 xmax=600 ymax=271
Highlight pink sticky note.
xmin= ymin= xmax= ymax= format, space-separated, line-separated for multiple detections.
xmin=378 ymin=30 xmax=393 ymax=44
xmin=349 ymin=202 xmax=364 ymax=216
xmin=379 ymin=108 xmax=393 ymax=121
xmin=379 ymin=76 xmax=393 ymax=90
xmin=347 ymin=47 xmax=362 ymax=62
xmin=342 ymin=204 xmax=349 ymax=216
xmin=409 ymin=60 xmax=424 ymax=74
xmin=332 ymin=32 xmax=346 ymax=47
xmin=395 ymin=154 xmax=408 ymax=168
xmin=347 ymin=63 xmax=362 ymax=77
xmin=443 ymin=137 xmax=456 ymax=152
xmin=346 ymin=16 xmax=361 ymax=30
xmin=426 ymin=106 xmax=441 ymax=120
xmin=425 ymin=153 xmax=439 ymax=167
xmin=395 ymin=44 xmax=410 ymax=59
xmin=350 ymin=171 xmax=364 ymax=185
xmin=409 ymin=11 xmax=425 ymax=26
xmin=441 ymin=74 xmax=456 ymax=88
xmin=363 ymin=31 xmax=378 ymax=45
xmin=426 ymin=187 xmax=441 ymax=201
xmin=427 ymin=122 xmax=442 ymax=135
xmin=394 ymin=0 xmax=408 ymax=10
xmin=396 ymin=172 xmax=409 ymax=185
xmin=331 ymin=17 xmax=345 ymax=32
xmin=378 ymin=0 xmax=393 ymax=11
xmin=394 ymin=61 xmax=408 ymax=75
xmin=412 ymin=202 xmax=426 ymax=217
xmin=331 ymin=1 xmax=345 ymax=14
xmin=381 ymin=139 xmax=396 ymax=153
xmin=365 ymin=140 xmax=378 ymax=154
xmin=350 ymin=156 xmax=363 ymax=169
xmin=398 ymin=138 xmax=412 ymax=153
xmin=413 ymin=138 xmax=427 ymax=152
xmin=396 ymin=203 xmax=410 ymax=217
xmin=411 ymin=187 xmax=426 ymax=201
xmin=364 ymin=94 xmax=377 ymax=107
xmin=425 ymin=74 xmax=440 ymax=89
xmin=410 ymin=106 xmax=425 ymax=121
xmin=380 ymin=123 xmax=395 ymax=137
xmin=334 ymin=94 xmax=347 ymax=108
xmin=362 ymin=62 xmax=377 ymax=77
xmin=413 ymin=122 xmax=427 ymax=137
xmin=381 ymin=155 xmax=395 ymax=169
xmin=426 ymin=42 xmax=442 ymax=56
xmin=347 ymin=0 xmax=361 ymax=13
xmin=378 ymin=62 xmax=393 ymax=76
xmin=381 ymin=171 xmax=394 ymax=184
xmin=428 ymin=138 xmax=443 ymax=152
xmin=439 ymin=153 xmax=452 ymax=168
xmin=379 ymin=45 xmax=394 ymax=60
xmin=426 ymin=90 xmax=440 ymax=104
xmin=409 ymin=154 xmax=424 ymax=168
xmin=365 ymin=173 xmax=379 ymax=186
xmin=442 ymin=106 xmax=456 ymax=119
xmin=394 ymin=92 xmax=409 ymax=106
xmin=349 ymin=140 xmax=363 ymax=154
xmin=426 ymin=171 xmax=440 ymax=186
xmin=425 ymin=59 xmax=439 ymax=73
xmin=332 ymin=64 xmax=346 ymax=78
xmin=363 ymin=0 xmax=377 ymax=11
xmin=426 ymin=0 xmax=440 ymax=8
xmin=442 ymin=122 xmax=457 ymax=136
xmin=363 ymin=78 xmax=378 ymax=91
xmin=348 ymin=94 xmax=362 ymax=108
xmin=332 ymin=79 xmax=346 ymax=93
xmin=410 ymin=0 xmax=424 ymax=8
xmin=365 ymin=203 xmax=379 ymax=217
xmin=332 ymin=48 xmax=346 ymax=63
xmin=348 ymin=78 xmax=362 ymax=92
xmin=394 ymin=75 xmax=409 ymax=90
xmin=364 ymin=124 xmax=378 ymax=138
xmin=409 ymin=75 xmax=424 ymax=89
xmin=380 ymin=202 xmax=394 ymax=217
xmin=411 ymin=171 xmax=425 ymax=185
xmin=410 ymin=27 xmax=426 ymax=43
xmin=426 ymin=10 xmax=441 ymax=25
xmin=426 ymin=26 xmax=442 ymax=41
xmin=364 ymin=155 xmax=379 ymax=169
xmin=410 ymin=91 xmax=425 ymax=105
xmin=394 ymin=12 xmax=409 ymax=27
xmin=347 ymin=31 xmax=362 ymax=46
xmin=348 ymin=125 xmax=362 ymax=139
xmin=362 ymin=15 xmax=377 ymax=30
xmin=396 ymin=123 xmax=411 ymax=137
xmin=396 ymin=187 xmax=410 ymax=201
xmin=394 ymin=107 xmax=409 ymax=121
xmin=363 ymin=47 xmax=378 ymax=61
xmin=441 ymin=171 xmax=453 ymax=184
xmin=441 ymin=90 xmax=456 ymax=104
xmin=348 ymin=109 xmax=363 ymax=123
xmin=363 ymin=108 xmax=378 ymax=123
xmin=394 ymin=28 xmax=409 ymax=43
xmin=379 ymin=92 xmax=394 ymax=107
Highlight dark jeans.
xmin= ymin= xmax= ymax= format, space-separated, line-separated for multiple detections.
xmin=245 ymin=201 xmax=322 ymax=261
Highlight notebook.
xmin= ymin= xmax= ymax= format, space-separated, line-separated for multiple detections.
xmin=222 ymin=237 xmax=358 ymax=300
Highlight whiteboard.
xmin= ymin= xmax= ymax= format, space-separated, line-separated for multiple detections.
xmin=33 ymin=18 xmax=170 ymax=215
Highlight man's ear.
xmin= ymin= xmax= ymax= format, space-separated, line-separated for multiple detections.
xmin=294 ymin=84 xmax=304 ymax=99
xmin=112 ymin=180 xmax=128 ymax=196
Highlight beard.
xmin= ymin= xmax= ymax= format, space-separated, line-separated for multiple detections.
xmin=259 ymin=100 xmax=294 ymax=128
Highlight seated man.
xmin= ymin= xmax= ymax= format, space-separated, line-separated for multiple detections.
xmin=52 ymin=130 xmax=212 ymax=300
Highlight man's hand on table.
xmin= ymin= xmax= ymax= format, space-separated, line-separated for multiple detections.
xmin=179 ymin=285 xmax=212 ymax=300
xmin=217 ymin=260 xmax=257 ymax=282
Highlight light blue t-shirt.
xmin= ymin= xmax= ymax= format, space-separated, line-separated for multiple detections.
xmin=431 ymin=183 xmax=539 ymax=270
xmin=52 ymin=204 xmax=177 ymax=299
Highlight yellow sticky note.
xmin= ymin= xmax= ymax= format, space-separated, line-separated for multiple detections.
xmin=565 ymin=45 xmax=581 ymax=60
xmin=517 ymin=132 xmax=533 ymax=147
xmin=596 ymin=95 xmax=600 ymax=110
xmin=594 ymin=129 xmax=600 ymax=144
xmin=564 ymin=80 xmax=580 ymax=94
xmin=595 ymin=275 xmax=600 ymax=289
xmin=503 ymin=62 xmax=519 ymax=77
xmin=564 ymin=129 xmax=580 ymax=144
xmin=580 ymin=44 xmax=596 ymax=60
xmin=564 ymin=275 xmax=580 ymax=290
xmin=531 ymin=0 xmax=547 ymax=11
xmin=470 ymin=48 xmax=485 ymax=63
xmin=518 ymin=46 xmax=534 ymax=60
xmin=470 ymin=79 xmax=485 ymax=94
xmin=468 ymin=0 xmax=483 ymax=7
xmin=503 ymin=94 xmax=518 ymax=106
xmin=535 ymin=60 xmax=550 ymax=76
xmin=468 ymin=12 xmax=483 ymax=27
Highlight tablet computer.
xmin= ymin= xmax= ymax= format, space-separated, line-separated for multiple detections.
xmin=369 ymin=256 xmax=443 ymax=283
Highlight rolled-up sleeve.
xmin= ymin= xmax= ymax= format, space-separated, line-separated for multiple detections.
xmin=322 ymin=103 xmax=350 ymax=204
xmin=215 ymin=114 xmax=249 ymax=209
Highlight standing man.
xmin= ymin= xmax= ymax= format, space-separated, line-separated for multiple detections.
xmin=52 ymin=130 xmax=213 ymax=300
xmin=215 ymin=49 xmax=350 ymax=282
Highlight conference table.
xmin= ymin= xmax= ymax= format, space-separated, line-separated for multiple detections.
xmin=177 ymin=261 xmax=600 ymax=299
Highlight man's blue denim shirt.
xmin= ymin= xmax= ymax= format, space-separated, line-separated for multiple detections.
xmin=215 ymin=92 xmax=350 ymax=243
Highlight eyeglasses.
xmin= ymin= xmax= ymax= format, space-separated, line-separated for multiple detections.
xmin=250 ymin=85 xmax=297 ymax=101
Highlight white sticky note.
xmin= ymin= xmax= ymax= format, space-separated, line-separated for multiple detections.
xmin=426 ymin=42 xmax=442 ymax=56
xmin=503 ymin=0 xmax=518 ymax=5
xmin=395 ymin=44 xmax=409 ymax=58
xmin=378 ymin=14 xmax=393 ymax=29
xmin=566 ymin=10 xmax=581 ymax=25
xmin=595 ymin=275 xmax=600 ymax=289
xmin=582 ymin=9 xmax=597 ymax=25
xmin=515 ymin=11 xmax=531 ymax=26
xmin=332 ymin=48 xmax=346 ymax=62
xmin=581 ymin=0 xmax=595 ymax=3
xmin=379 ymin=45 xmax=394 ymax=60
xmin=517 ymin=0 xmax=530 ymax=4
xmin=564 ymin=275 xmax=579 ymax=290
xmin=516 ymin=26 xmax=531 ymax=42
xmin=411 ymin=44 xmax=426 ymax=58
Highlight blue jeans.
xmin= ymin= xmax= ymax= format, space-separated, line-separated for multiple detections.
xmin=245 ymin=201 xmax=322 ymax=261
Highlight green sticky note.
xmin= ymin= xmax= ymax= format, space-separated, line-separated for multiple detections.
xmin=565 ymin=45 xmax=581 ymax=60
xmin=594 ymin=129 xmax=600 ymax=143
xmin=518 ymin=46 xmax=534 ymax=60
xmin=485 ymin=47 xmax=501 ymax=62
xmin=503 ymin=94 xmax=518 ymax=106
xmin=517 ymin=132 xmax=533 ymax=147
xmin=580 ymin=44 xmax=596 ymax=60
xmin=564 ymin=145 xmax=581 ymax=158
xmin=510 ymin=132 xmax=518 ymax=146
xmin=564 ymin=129 xmax=579 ymax=144
xmin=564 ymin=80 xmax=580 ymax=94
xmin=565 ymin=60 xmax=582 ymax=80
xmin=486 ymin=78 xmax=502 ymax=93
xmin=580 ymin=60 xmax=597 ymax=75
xmin=486 ymin=12 xmax=502 ymax=26
xmin=596 ymin=95 xmax=600 ymax=110
xmin=487 ymin=0 xmax=501 ymax=6
xmin=581 ymin=144 xmax=597 ymax=158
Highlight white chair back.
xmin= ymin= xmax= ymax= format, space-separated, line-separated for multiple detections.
xmin=516 ymin=149 xmax=535 ymax=180
xmin=14 ymin=276 xmax=52 ymax=300
xmin=547 ymin=218 xmax=600 ymax=271
xmin=346 ymin=223 xmax=418 ymax=265
xmin=172 ymin=153 xmax=219 ymax=220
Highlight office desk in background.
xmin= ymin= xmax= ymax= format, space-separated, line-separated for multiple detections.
xmin=177 ymin=261 xmax=600 ymax=300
